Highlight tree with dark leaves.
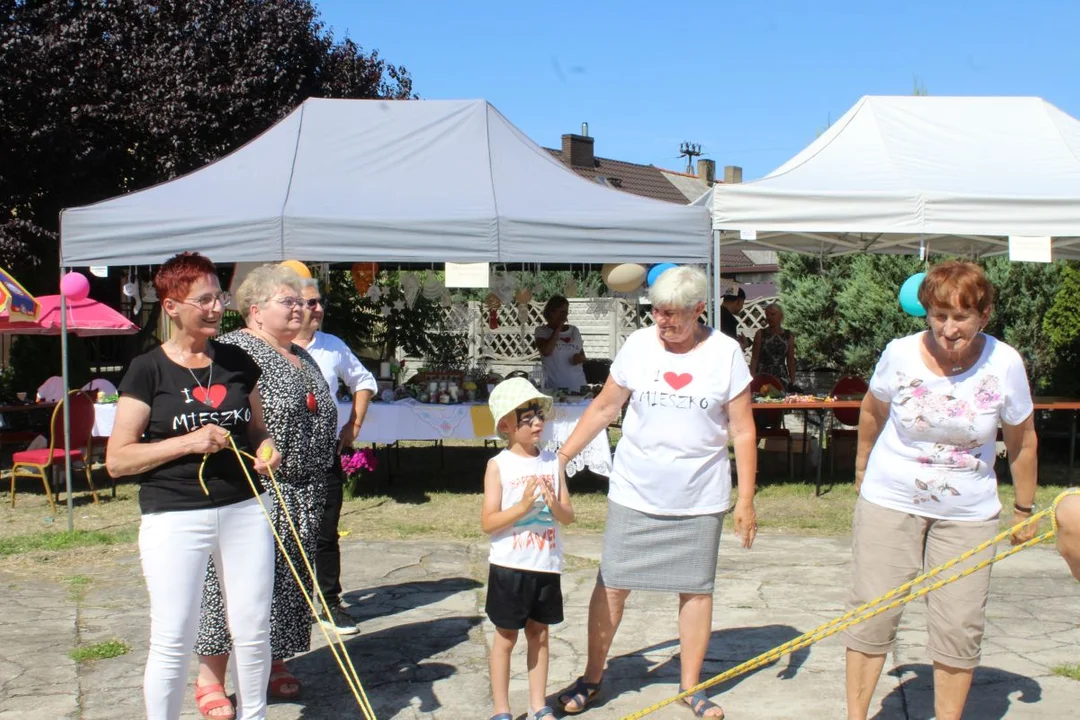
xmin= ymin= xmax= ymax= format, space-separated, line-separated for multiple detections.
xmin=0 ymin=0 xmax=413 ymax=283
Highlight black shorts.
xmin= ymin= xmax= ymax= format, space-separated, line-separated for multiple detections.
xmin=485 ymin=564 xmax=564 ymax=630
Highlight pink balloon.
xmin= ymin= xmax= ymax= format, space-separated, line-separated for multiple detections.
xmin=60 ymin=272 xmax=91 ymax=301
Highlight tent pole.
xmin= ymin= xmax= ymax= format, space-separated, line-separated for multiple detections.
xmin=59 ymin=267 xmax=74 ymax=532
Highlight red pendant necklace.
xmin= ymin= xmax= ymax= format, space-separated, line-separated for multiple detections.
xmin=306 ymin=389 xmax=317 ymax=413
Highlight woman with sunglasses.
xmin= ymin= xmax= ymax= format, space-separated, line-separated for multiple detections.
xmin=107 ymin=252 xmax=280 ymax=720
xmin=294 ymin=278 xmax=377 ymax=636
xmin=193 ymin=264 xmax=337 ymax=711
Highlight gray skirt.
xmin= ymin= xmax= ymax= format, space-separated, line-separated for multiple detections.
xmin=599 ymin=500 xmax=724 ymax=594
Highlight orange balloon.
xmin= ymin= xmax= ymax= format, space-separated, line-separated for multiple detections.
xmin=350 ymin=262 xmax=379 ymax=294
xmin=280 ymin=260 xmax=312 ymax=279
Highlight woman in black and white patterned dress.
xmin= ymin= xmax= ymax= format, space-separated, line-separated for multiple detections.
xmin=193 ymin=264 xmax=337 ymax=706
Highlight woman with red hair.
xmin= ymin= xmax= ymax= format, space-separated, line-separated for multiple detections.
xmin=107 ymin=252 xmax=281 ymax=720
xmin=845 ymin=260 xmax=1038 ymax=720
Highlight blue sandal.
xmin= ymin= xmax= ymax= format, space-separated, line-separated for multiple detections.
xmin=558 ymin=676 xmax=601 ymax=714
xmin=681 ymin=689 xmax=725 ymax=718
xmin=531 ymin=706 xmax=556 ymax=720
xmin=488 ymin=714 xmax=512 ymax=720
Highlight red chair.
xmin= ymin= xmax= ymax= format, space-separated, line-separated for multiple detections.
xmin=9 ymin=391 xmax=98 ymax=514
xmin=750 ymin=373 xmax=792 ymax=479
xmin=827 ymin=376 xmax=870 ymax=475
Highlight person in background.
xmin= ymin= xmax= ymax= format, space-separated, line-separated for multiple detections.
xmin=107 ymin=252 xmax=280 ymax=720
xmin=719 ymin=287 xmax=749 ymax=349
xmin=294 ymin=277 xmax=378 ymax=636
xmin=845 ymin=260 xmax=1039 ymax=720
xmin=750 ymin=303 xmax=797 ymax=388
xmin=535 ymin=295 xmax=587 ymax=391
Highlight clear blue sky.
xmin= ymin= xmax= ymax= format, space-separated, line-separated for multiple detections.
xmin=316 ymin=0 xmax=1080 ymax=180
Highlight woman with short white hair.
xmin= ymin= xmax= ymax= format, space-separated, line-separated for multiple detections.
xmin=194 ymin=263 xmax=338 ymax=709
xmin=554 ymin=265 xmax=758 ymax=718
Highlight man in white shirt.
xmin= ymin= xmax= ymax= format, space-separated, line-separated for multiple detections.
xmin=296 ymin=279 xmax=378 ymax=635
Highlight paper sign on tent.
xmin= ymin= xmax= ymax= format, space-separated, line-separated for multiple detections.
xmin=1008 ymin=236 xmax=1052 ymax=263
xmin=445 ymin=262 xmax=490 ymax=288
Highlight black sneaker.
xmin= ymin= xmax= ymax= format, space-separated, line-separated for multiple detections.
xmin=318 ymin=603 xmax=359 ymax=635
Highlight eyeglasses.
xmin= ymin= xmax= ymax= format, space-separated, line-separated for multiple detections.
xmin=179 ymin=292 xmax=231 ymax=310
xmin=273 ymin=296 xmax=320 ymax=310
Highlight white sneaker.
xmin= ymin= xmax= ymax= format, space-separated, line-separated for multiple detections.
xmin=318 ymin=603 xmax=359 ymax=635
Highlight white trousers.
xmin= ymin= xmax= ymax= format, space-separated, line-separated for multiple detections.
xmin=139 ymin=495 xmax=274 ymax=720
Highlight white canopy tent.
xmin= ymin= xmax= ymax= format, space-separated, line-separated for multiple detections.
xmin=60 ymin=98 xmax=710 ymax=266
xmin=709 ymin=95 xmax=1080 ymax=260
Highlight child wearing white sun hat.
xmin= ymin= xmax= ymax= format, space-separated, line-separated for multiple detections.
xmin=481 ymin=378 xmax=575 ymax=720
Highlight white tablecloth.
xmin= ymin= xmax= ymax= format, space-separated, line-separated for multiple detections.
xmin=357 ymin=400 xmax=612 ymax=477
xmin=93 ymin=403 xmax=116 ymax=437
xmin=91 ymin=400 xmax=613 ymax=476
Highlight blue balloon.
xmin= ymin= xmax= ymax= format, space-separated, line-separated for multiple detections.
xmin=647 ymin=263 xmax=678 ymax=286
xmin=899 ymin=272 xmax=927 ymax=317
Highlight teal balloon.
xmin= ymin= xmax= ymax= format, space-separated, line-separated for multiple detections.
xmin=899 ymin=272 xmax=927 ymax=317
xmin=647 ymin=263 xmax=678 ymax=286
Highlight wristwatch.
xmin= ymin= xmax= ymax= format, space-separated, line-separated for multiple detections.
xmin=1014 ymin=501 xmax=1036 ymax=514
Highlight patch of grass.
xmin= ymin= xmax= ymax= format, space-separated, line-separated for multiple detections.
xmin=0 ymin=528 xmax=137 ymax=557
xmin=64 ymin=574 xmax=91 ymax=601
xmin=69 ymin=639 xmax=129 ymax=663
xmin=1052 ymin=663 xmax=1080 ymax=681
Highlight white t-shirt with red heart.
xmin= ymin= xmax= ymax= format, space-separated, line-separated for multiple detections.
xmin=608 ymin=326 xmax=752 ymax=516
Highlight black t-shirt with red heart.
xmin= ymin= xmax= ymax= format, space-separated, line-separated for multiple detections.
xmin=118 ymin=341 xmax=262 ymax=514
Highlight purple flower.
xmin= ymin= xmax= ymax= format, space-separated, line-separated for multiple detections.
xmin=341 ymin=447 xmax=379 ymax=477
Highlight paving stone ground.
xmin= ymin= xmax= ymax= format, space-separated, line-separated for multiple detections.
xmin=2 ymin=531 xmax=1079 ymax=719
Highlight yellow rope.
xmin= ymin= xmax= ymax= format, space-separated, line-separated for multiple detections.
xmin=199 ymin=437 xmax=377 ymax=720
xmin=621 ymin=489 xmax=1080 ymax=720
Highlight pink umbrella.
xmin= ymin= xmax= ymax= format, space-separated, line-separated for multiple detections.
xmin=0 ymin=295 xmax=138 ymax=336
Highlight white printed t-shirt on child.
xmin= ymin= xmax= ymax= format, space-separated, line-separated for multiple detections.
xmin=862 ymin=332 xmax=1034 ymax=521
xmin=488 ymin=449 xmax=564 ymax=574
xmin=608 ymin=326 xmax=752 ymax=516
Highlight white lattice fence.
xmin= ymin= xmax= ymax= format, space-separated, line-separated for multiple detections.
xmin=740 ymin=297 xmax=776 ymax=338
xmin=403 ymin=296 xmax=777 ymax=375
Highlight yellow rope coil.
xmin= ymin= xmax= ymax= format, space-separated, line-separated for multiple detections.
xmin=621 ymin=489 xmax=1080 ymax=720
xmin=199 ymin=438 xmax=377 ymax=720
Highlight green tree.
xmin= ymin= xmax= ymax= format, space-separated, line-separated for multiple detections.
xmin=834 ymin=255 xmax=925 ymax=373
xmin=1042 ymin=262 xmax=1080 ymax=396
xmin=780 ymin=251 xmax=1075 ymax=393
xmin=0 ymin=0 xmax=413 ymax=285
xmin=983 ymin=257 xmax=1062 ymax=392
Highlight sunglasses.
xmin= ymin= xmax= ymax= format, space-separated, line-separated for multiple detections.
xmin=515 ymin=403 xmax=546 ymax=426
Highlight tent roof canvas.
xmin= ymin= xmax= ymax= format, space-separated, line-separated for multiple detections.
xmin=61 ymin=98 xmax=710 ymax=266
xmin=710 ymin=95 xmax=1080 ymax=259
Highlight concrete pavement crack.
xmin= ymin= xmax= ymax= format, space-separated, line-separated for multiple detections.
xmin=381 ymin=551 xmax=431 ymax=578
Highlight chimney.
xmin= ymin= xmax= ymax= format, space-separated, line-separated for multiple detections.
xmin=562 ymin=133 xmax=595 ymax=168
xmin=696 ymin=159 xmax=716 ymax=184
xmin=723 ymin=165 xmax=743 ymax=184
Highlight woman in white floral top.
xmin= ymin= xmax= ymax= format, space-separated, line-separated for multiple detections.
xmin=844 ymin=260 xmax=1038 ymax=720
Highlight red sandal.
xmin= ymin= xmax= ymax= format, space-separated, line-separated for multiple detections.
xmin=194 ymin=681 xmax=235 ymax=719
xmin=268 ymin=659 xmax=302 ymax=700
